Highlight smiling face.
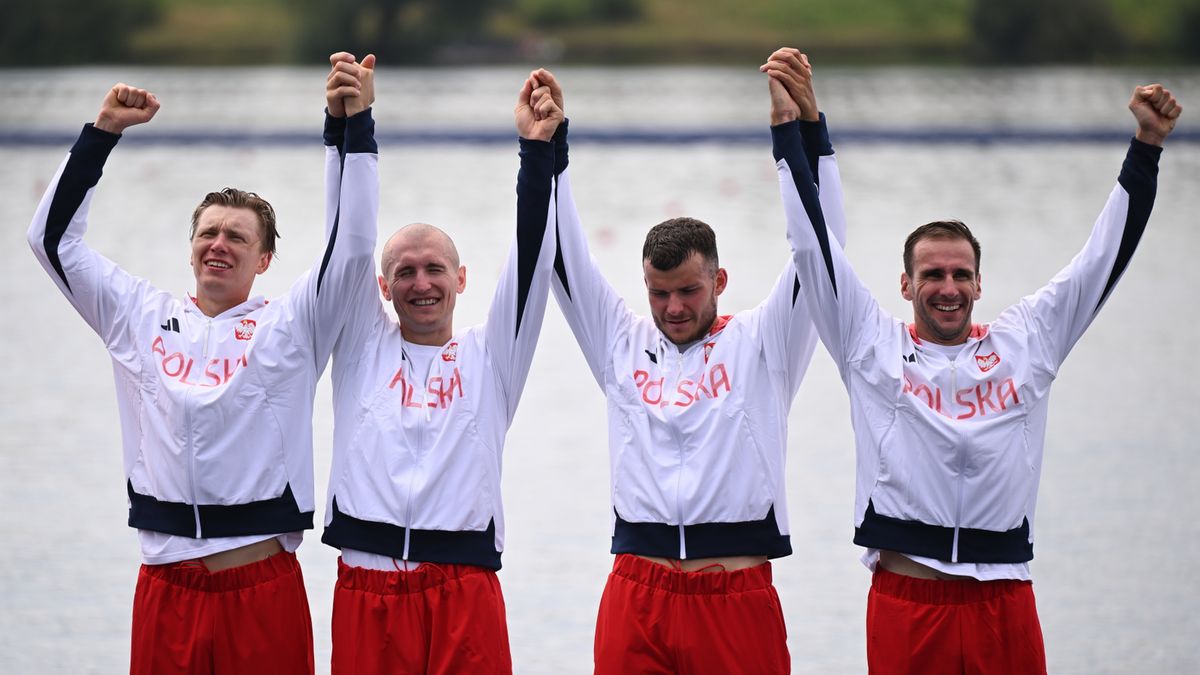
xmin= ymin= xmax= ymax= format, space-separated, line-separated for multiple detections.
xmin=901 ymin=236 xmax=981 ymax=345
xmin=189 ymin=205 xmax=272 ymax=316
xmin=644 ymin=251 xmax=727 ymax=345
xmin=378 ymin=224 xmax=466 ymax=346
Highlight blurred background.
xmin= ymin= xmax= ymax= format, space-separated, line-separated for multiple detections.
xmin=2 ymin=2 xmax=1198 ymax=674
xmin=5 ymin=0 xmax=1200 ymax=67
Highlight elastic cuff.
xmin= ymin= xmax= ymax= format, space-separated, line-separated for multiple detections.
xmin=344 ymin=107 xmax=377 ymax=154
xmin=323 ymin=110 xmax=347 ymax=147
xmin=73 ymin=123 xmax=121 ymax=162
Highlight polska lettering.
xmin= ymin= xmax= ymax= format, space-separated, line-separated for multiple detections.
xmin=902 ymin=374 xmax=1020 ymax=420
xmin=388 ymin=367 xmax=465 ymax=409
xmin=151 ymin=336 xmax=248 ymax=387
xmin=632 ymin=362 xmax=731 ymax=407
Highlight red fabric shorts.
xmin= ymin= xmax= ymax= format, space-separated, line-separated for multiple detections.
xmin=866 ymin=566 xmax=1047 ymax=675
xmin=594 ymin=554 xmax=790 ymax=675
xmin=130 ymin=550 xmax=314 ymax=675
xmin=331 ymin=558 xmax=512 ymax=675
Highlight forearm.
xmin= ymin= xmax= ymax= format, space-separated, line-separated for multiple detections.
xmin=28 ymin=124 xmax=120 ymax=291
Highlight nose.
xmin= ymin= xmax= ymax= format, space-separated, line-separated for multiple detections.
xmin=934 ymin=277 xmax=958 ymax=298
xmin=209 ymin=231 xmax=231 ymax=251
xmin=412 ymin=271 xmax=432 ymax=292
xmin=666 ymin=293 xmax=686 ymax=316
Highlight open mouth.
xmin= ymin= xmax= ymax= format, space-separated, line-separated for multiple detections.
xmin=205 ymin=260 xmax=232 ymax=270
xmin=934 ymin=303 xmax=961 ymax=312
xmin=411 ymin=298 xmax=439 ymax=306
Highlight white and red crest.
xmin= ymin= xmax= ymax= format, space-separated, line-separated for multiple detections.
xmin=703 ymin=342 xmax=716 ymax=364
xmin=234 ymin=319 xmax=257 ymax=341
xmin=975 ymin=352 xmax=1000 ymax=372
xmin=441 ymin=342 xmax=459 ymax=362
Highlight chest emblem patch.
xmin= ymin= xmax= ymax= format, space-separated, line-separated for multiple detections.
xmin=975 ymin=352 xmax=1000 ymax=372
xmin=234 ymin=319 xmax=257 ymax=341
xmin=703 ymin=342 xmax=716 ymax=364
xmin=442 ymin=342 xmax=459 ymax=362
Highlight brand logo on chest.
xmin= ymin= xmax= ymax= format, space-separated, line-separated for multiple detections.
xmin=441 ymin=342 xmax=458 ymax=362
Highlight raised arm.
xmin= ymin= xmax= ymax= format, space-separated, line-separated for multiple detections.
xmin=749 ymin=49 xmax=853 ymax=392
xmin=27 ymin=84 xmax=165 ymax=342
xmin=298 ymin=53 xmax=380 ymax=366
xmin=483 ymin=69 xmax=564 ymax=419
xmin=1013 ymin=84 xmax=1181 ymax=372
xmin=546 ymin=76 xmax=636 ymax=388
xmin=767 ymin=52 xmax=886 ymax=376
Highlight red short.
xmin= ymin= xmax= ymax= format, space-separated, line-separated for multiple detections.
xmin=594 ymin=554 xmax=790 ymax=675
xmin=130 ymin=550 xmax=314 ymax=675
xmin=866 ymin=566 xmax=1047 ymax=675
xmin=331 ymin=559 xmax=512 ymax=675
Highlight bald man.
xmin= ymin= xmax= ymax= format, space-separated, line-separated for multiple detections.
xmin=317 ymin=59 xmax=564 ymax=675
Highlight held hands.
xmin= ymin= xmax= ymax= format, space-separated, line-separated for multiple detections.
xmin=1129 ymin=84 xmax=1182 ymax=147
xmin=760 ymin=48 xmax=819 ymax=125
xmin=327 ymin=52 xmax=377 ymax=118
xmin=516 ymin=68 xmax=565 ymax=142
xmin=94 ymin=84 xmax=160 ymax=134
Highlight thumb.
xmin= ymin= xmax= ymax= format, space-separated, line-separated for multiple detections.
xmin=361 ymin=53 xmax=377 ymax=71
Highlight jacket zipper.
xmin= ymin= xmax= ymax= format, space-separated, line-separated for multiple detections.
xmin=663 ymin=342 xmax=689 ymax=559
xmin=187 ymin=317 xmax=213 ymax=537
xmin=950 ymin=358 xmax=965 ymax=562
xmin=401 ymin=344 xmax=441 ymax=563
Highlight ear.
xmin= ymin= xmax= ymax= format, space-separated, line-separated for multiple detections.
xmin=900 ymin=272 xmax=914 ymax=301
xmin=256 ymin=252 xmax=273 ymax=275
xmin=973 ymin=273 xmax=982 ymax=300
xmin=714 ymin=267 xmax=728 ymax=296
xmin=378 ymin=274 xmax=391 ymax=301
xmin=456 ymin=265 xmax=467 ymax=294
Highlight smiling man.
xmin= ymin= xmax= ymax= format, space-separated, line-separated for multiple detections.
xmin=317 ymin=59 xmax=563 ymax=674
xmin=26 ymin=68 xmax=377 ymax=674
xmin=768 ymin=46 xmax=1182 ymax=673
xmin=547 ymin=62 xmax=845 ymax=672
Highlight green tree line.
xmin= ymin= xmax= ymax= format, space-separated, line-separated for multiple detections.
xmin=5 ymin=0 xmax=1199 ymax=66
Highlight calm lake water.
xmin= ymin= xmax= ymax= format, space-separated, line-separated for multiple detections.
xmin=1 ymin=66 xmax=1198 ymax=674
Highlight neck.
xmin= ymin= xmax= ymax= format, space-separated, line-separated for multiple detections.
xmin=194 ymin=292 xmax=247 ymax=317
xmin=401 ymin=328 xmax=452 ymax=346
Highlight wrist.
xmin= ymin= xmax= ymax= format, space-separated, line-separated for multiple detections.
xmin=93 ymin=114 xmax=125 ymax=135
xmin=771 ymin=110 xmax=798 ymax=125
xmin=1135 ymin=128 xmax=1165 ymax=147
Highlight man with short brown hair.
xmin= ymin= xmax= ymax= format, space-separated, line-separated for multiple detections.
xmin=769 ymin=44 xmax=1182 ymax=673
xmin=27 ymin=63 xmax=378 ymax=673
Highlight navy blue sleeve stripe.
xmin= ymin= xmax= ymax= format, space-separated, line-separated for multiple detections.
xmin=798 ymin=112 xmax=834 ymax=188
xmin=772 ymin=120 xmax=837 ymax=298
xmin=316 ymin=109 xmax=376 ymax=296
xmin=553 ymin=209 xmax=572 ymax=301
xmin=1098 ymin=138 xmax=1161 ymax=311
xmin=43 ymin=124 xmax=121 ymax=293
xmin=551 ymin=120 xmax=572 ymax=300
xmin=514 ymin=137 xmax=556 ymax=337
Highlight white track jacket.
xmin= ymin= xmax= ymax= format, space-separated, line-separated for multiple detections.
xmin=776 ymin=119 xmax=1162 ymax=565
xmin=551 ymin=118 xmax=845 ymax=559
xmin=319 ymin=126 xmax=560 ymax=570
xmin=27 ymin=112 xmax=377 ymax=560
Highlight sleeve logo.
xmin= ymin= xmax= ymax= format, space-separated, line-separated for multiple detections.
xmin=975 ymin=352 xmax=1000 ymax=372
xmin=234 ymin=319 xmax=257 ymax=341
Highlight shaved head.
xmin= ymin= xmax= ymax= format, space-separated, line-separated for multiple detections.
xmin=381 ymin=222 xmax=460 ymax=276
